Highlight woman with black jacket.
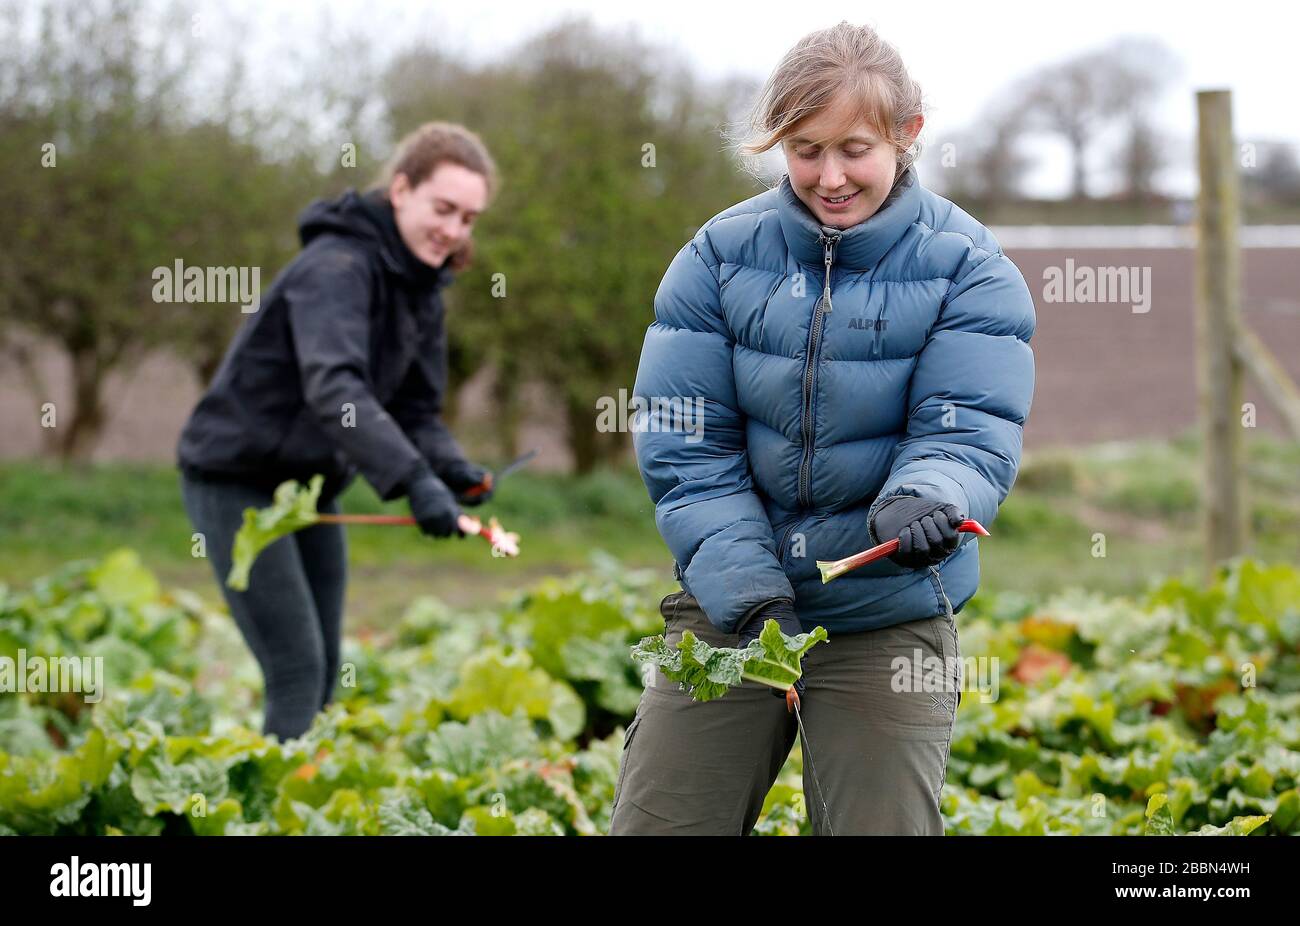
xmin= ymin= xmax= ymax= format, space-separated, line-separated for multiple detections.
xmin=177 ymin=122 xmax=498 ymax=740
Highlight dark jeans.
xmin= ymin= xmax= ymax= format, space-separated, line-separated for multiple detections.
xmin=180 ymin=471 xmax=347 ymax=740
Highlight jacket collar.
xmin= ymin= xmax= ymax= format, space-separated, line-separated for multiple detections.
xmin=777 ymin=165 xmax=922 ymax=272
xmin=358 ymin=189 xmax=455 ymax=292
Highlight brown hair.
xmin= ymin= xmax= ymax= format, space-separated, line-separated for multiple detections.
xmin=371 ymin=121 xmax=499 ymax=271
xmin=739 ymin=21 xmax=926 ymax=179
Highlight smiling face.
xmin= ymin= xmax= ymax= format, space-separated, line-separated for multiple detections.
xmin=388 ymin=163 xmax=489 ymax=268
xmin=782 ymin=91 xmax=923 ymax=229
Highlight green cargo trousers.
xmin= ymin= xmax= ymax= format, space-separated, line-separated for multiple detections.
xmin=609 ymin=589 xmax=962 ymax=836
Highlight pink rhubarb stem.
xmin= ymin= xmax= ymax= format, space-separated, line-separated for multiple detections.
xmin=316 ymin=513 xmax=519 ymax=556
xmin=317 ymin=514 xmax=416 ymax=526
xmin=816 ymin=518 xmax=990 ymax=584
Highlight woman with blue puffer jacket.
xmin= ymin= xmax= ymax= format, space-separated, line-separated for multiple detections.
xmin=612 ymin=21 xmax=1036 ymax=836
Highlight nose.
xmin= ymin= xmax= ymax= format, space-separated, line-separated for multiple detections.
xmin=819 ymin=155 xmax=846 ymax=192
xmin=438 ymin=216 xmax=469 ymax=246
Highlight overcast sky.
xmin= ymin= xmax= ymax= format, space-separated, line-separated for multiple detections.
xmin=217 ymin=0 xmax=1299 ymax=198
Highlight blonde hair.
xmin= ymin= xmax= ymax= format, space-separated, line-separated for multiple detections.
xmin=371 ymin=121 xmax=499 ymax=271
xmin=739 ymin=21 xmax=926 ymax=178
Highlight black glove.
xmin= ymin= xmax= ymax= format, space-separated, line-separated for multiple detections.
xmin=870 ymin=495 xmax=963 ymax=569
xmin=737 ymin=598 xmax=807 ymax=701
xmin=440 ymin=460 xmax=494 ymax=507
xmin=405 ymin=467 xmax=464 ymax=538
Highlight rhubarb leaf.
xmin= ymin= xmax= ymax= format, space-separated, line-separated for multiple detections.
xmin=630 ymin=619 xmax=828 ymax=702
xmin=226 ymin=476 xmax=324 ymax=591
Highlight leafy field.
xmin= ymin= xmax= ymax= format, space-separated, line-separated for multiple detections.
xmin=2 ymin=548 xmax=1298 ymax=835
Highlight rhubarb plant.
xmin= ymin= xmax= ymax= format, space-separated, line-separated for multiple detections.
xmin=631 ymin=619 xmax=829 ymax=702
xmin=226 ymin=474 xmax=520 ymax=591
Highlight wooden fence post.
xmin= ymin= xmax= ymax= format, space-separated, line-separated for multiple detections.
xmin=1194 ymin=89 xmax=1248 ymax=579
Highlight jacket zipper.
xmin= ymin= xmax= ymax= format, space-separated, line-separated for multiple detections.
xmin=872 ymin=292 xmax=888 ymax=359
xmin=777 ymin=521 xmax=796 ymax=565
xmin=797 ymin=232 xmax=840 ymax=509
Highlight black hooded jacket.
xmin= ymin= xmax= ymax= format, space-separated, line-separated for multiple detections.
xmin=176 ymin=188 xmax=470 ymax=502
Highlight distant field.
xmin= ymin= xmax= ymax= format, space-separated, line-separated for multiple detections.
xmin=2 ymin=432 xmax=1297 ymax=629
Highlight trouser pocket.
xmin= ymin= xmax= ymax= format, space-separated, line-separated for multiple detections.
xmin=942 ymin=609 xmax=962 ymax=709
xmin=658 ymin=590 xmax=687 ymax=627
xmin=611 ymin=713 xmax=642 ymax=816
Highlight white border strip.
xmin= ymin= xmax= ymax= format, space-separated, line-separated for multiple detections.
xmin=989 ymin=225 xmax=1300 ymax=249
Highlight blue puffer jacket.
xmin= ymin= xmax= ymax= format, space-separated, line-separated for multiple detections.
xmin=631 ymin=166 xmax=1036 ymax=636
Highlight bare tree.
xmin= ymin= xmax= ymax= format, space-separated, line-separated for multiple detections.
xmin=975 ymin=114 xmax=1033 ymax=203
xmin=930 ymin=92 xmax=1036 ymax=206
xmin=1104 ymin=37 xmax=1183 ymax=200
xmin=1020 ymin=37 xmax=1181 ymax=200
xmin=1245 ymin=140 xmax=1300 ymax=206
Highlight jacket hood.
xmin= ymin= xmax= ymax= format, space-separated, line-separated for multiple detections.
xmin=297 ymin=188 xmax=454 ymax=290
xmin=777 ymin=165 xmax=922 ymax=272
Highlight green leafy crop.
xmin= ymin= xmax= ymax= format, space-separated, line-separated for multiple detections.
xmin=630 ymin=619 xmax=829 ymax=701
xmin=4 ymin=547 xmax=1299 ymax=836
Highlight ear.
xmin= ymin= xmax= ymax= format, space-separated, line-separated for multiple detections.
xmin=902 ymin=114 xmax=924 ymax=148
xmin=388 ymin=171 xmax=412 ymax=204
